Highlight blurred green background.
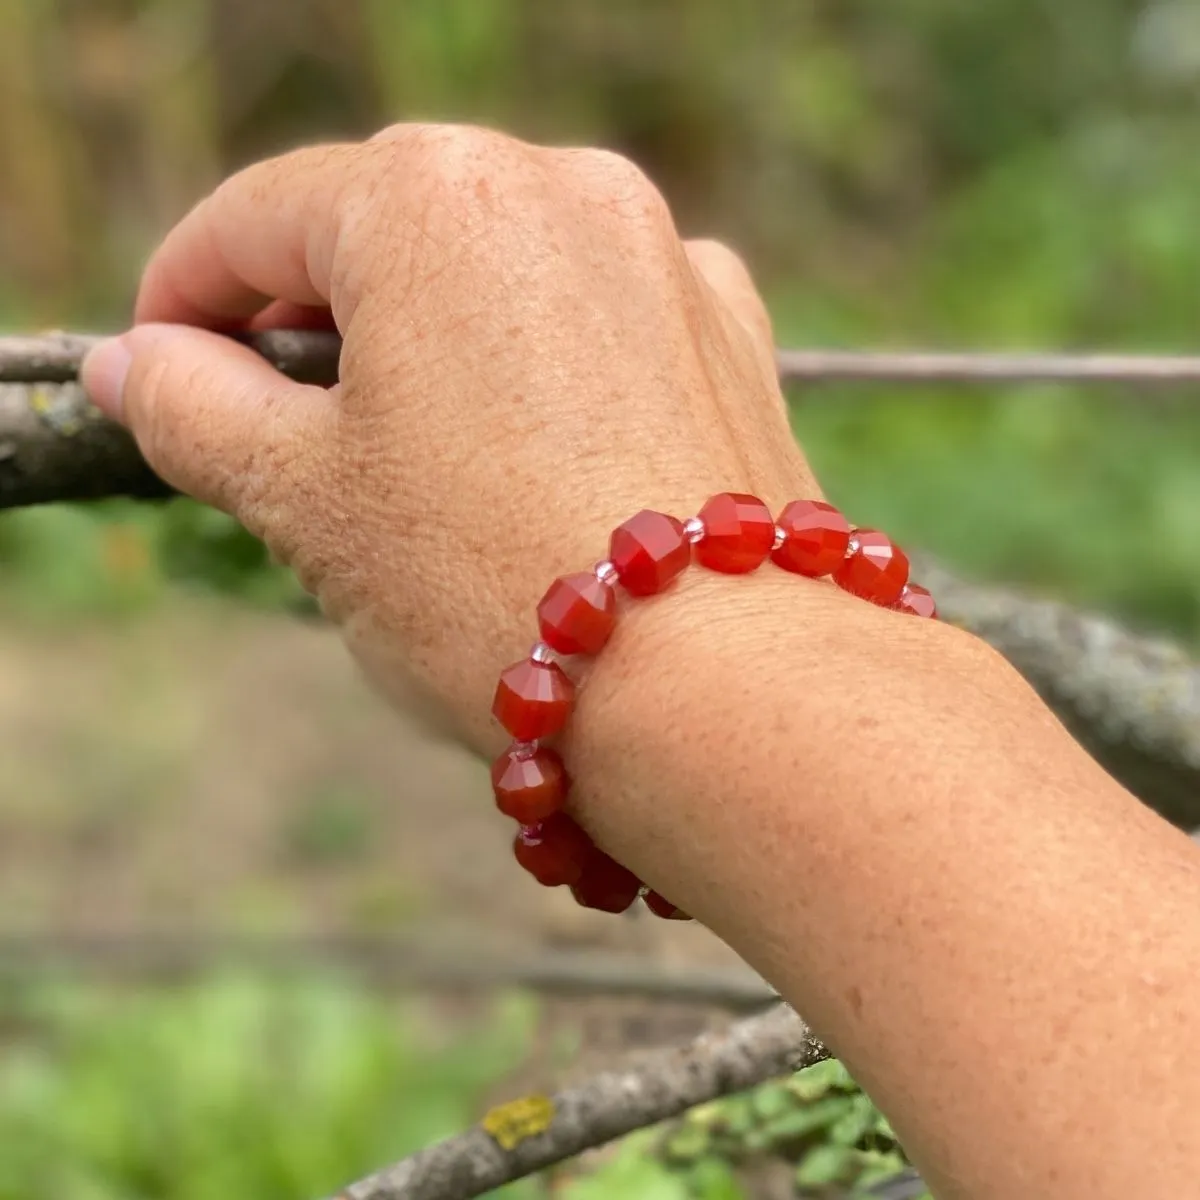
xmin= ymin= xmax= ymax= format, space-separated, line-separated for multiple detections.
xmin=0 ymin=1 xmax=1197 ymax=1197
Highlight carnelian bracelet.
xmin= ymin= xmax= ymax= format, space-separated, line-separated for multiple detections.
xmin=490 ymin=494 xmax=937 ymax=922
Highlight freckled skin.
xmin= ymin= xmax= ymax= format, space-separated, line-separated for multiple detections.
xmin=86 ymin=122 xmax=1200 ymax=1199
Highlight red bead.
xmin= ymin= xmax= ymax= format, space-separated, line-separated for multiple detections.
xmin=570 ymin=853 xmax=642 ymax=913
xmin=491 ymin=746 xmax=569 ymax=823
xmin=609 ymin=510 xmax=690 ymax=596
xmin=833 ymin=528 xmax=909 ymax=607
xmin=492 ymin=659 xmax=574 ymax=740
xmin=772 ymin=499 xmax=852 ymax=577
xmin=694 ymin=493 xmax=775 ymax=574
xmin=644 ymin=890 xmax=691 ymax=921
xmin=537 ymin=572 xmax=617 ymax=655
xmin=896 ymin=583 xmax=938 ymax=619
xmin=513 ymin=815 xmax=594 ymax=887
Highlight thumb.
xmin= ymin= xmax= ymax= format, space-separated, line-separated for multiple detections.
xmin=82 ymin=323 xmax=330 ymax=531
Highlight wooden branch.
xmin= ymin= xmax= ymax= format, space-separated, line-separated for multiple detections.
xmin=0 ymin=933 xmax=777 ymax=1011
xmin=0 ymin=381 xmax=171 ymax=505
xmin=776 ymin=347 xmax=1200 ymax=386
xmin=0 ymin=330 xmax=342 ymax=386
xmin=0 ymin=330 xmax=1197 ymax=830
xmin=333 ymin=1002 xmax=827 ymax=1200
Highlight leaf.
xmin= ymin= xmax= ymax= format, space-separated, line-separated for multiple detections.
xmin=750 ymin=1082 xmax=795 ymax=1121
xmin=563 ymin=1151 xmax=689 ymax=1200
xmin=661 ymin=1122 xmax=711 ymax=1164
xmin=760 ymin=1096 xmax=854 ymax=1144
xmin=787 ymin=1059 xmax=842 ymax=1101
xmin=829 ymin=1095 xmax=879 ymax=1147
xmin=855 ymin=1149 xmax=916 ymax=1189
xmin=686 ymin=1156 xmax=746 ymax=1200
xmin=795 ymin=1143 xmax=854 ymax=1188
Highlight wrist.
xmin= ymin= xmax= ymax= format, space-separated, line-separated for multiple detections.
xmin=565 ymin=563 xmax=986 ymax=916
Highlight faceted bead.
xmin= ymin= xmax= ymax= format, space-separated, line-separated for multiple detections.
xmin=694 ymin=493 xmax=776 ymax=574
xmin=570 ymin=852 xmax=642 ymax=913
xmin=491 ymin=745 xmax=569 ymax=823
xmin=512 ymin=814 xmax=594 ymax=887
xmin=537 ymin=572 xmax=618 ymax=656
xmin=644 ymin=890 xmax=691 ymax=921
xmin=609 ymin=510 xmax=690 ymax=596
xmin=492 ymin=659 xmax=575 ymax=740
xmin=772 ymin=499 xmax=852 ymax=577
xmin=833 ymin=528 xmax=909 ymax=607
xmin=896 ymin=582 xmax=938 ymax=619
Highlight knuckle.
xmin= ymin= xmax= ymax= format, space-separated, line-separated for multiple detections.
xmin=568 ymin=148 xmax=673 ymax=229
xmin=369 ymin=122 xmax=534 ymax=193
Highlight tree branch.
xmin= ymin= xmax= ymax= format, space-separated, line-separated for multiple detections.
xmin=332 ymin=1002 xmax=827 ymax=1200
xmin=0 ymin=330 xmax=342 ymax=386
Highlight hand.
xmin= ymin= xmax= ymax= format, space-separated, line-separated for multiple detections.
xmin=82 ymin=123 xmax=816 ymax=747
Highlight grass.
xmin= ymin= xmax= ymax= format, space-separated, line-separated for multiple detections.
xmin=0 ymin=977 xmax=541 ymax=1200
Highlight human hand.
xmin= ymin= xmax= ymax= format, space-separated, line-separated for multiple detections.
xmin=82 ymin=123 xmax=817 ymax=747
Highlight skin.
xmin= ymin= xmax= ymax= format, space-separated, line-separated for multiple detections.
xmin=82 ymin=124 xmax=1200 ymax=1198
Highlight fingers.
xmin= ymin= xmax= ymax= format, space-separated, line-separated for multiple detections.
xmin=134 ymin=142 xmax=366 ymax=330
xmin=81 ymin=324 xmax=329 ymax=533
xmin=684 ymin=239 xmax=777 ymax=379
xmin=247 ymin=301 xmax=340 ymax=333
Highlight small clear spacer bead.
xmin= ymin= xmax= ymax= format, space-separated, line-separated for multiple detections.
xmin=682 ymin=516 xmax=706 ymax=544
xmin=594 ymin=560 xmax=619 ymax=585
xmin=846 ymin=534 xmax=861 ymax=558
xmin=512 ymin=740 xmax=539 ymax=760
xmin=772 ymin=524 xmax=786 ymax=551
xmin=530 ymin=642 xmax=554 ymax=664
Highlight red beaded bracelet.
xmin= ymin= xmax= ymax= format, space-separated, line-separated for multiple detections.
xmin=490 ymin=494 xmax=937 ymax=922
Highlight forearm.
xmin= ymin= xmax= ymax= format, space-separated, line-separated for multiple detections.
xmin=571 ymin=568 xmax=1200 ymax=1198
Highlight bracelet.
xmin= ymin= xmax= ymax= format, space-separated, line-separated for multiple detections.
xmin=490 ymin=493 xmax=937 ymax=922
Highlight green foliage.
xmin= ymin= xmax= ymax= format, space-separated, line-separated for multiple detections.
xmin=153 ymin=502 xmax=308 ymax=610
xmin=0 ymin=979 xmax=923 ymax=1200
xmin=0 ymin=978 xmax=539 ymax=1200
xmin=0 ymin=503 xmax=164 ymax=620
xmin=576 ymin=1060 xmax=921 ymax=1199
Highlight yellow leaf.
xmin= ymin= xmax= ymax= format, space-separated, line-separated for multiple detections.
xmin=481 ymin=1094 xmax=556 ymax=1151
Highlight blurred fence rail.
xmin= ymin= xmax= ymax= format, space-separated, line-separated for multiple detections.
xmin=775 ymin=348 xmax=1200 ymax=387
xmin=0 ymin=932 xmax=777 ymax=1010
xmin=7 ymin=331 xmax=1200 ymax=387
